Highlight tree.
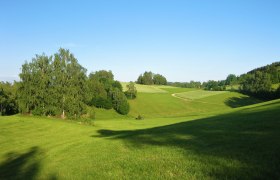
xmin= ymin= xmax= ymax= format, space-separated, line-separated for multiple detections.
xmin=125 ymin=82 xmax=137 ymax=99
xmin=225 ymin=74 xmax=237 ymax=85
xmin=240 ymin=71 xmax=272 ymax=99
xmin=109 ymin=88 xmax=130 ymax=115
xmin=153 ymin=74 xmax=167 ymax=85
xmin=89 ymin=70 xmax=114 ymax=91
xmin=0 ymin=82 xmax=18 ymax=115
xmin=0 ymin=87 xmax=7 ymax=115
xmin=18 ymin=48 xmax=88 ymax=119
xmin=137 ymin=74 xmax=143 ymax=84
xmin=87 ymin=70 xmax=130 ymax=114
xmin=112 ymin=81 xmax=123 ymax=91
xmin=137 ymin=71 xmax=167 ymax=85
xmin=142 ymin=71 xmax=154 ymax=85
xmin=52 ymin=48 xmax=87 ymax=119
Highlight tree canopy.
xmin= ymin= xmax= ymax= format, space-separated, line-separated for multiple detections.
xmin=137 ymin=71 xmax=167 ymax=85
xmin=125 ymin=82 xmax=137 ymax=99
xmin=88 ymin=70 xmax=129 ymax=114
xmin=16 ymin=48 xmax=130 ymax=119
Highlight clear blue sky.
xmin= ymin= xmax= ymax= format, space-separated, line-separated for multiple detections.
xmin=1 ymin=0 xmax=280 ymax=82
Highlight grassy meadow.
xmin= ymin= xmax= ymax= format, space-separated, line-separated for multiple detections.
xmin=1 ymin=85 xmax=280 ymax=179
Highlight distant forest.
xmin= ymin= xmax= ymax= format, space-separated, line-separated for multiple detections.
xmin=169 ymin=62 xmax=280 ymax=99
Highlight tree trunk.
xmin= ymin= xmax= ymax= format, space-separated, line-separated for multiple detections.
xmin=62 ymin=110 xmax=65 ymax=119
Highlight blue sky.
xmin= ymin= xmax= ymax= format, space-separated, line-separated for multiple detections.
xmin=1 ymin=0 xmax=280 ymax=82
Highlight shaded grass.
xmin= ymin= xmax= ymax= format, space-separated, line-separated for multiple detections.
xmin=97 ymin=99 xmax=280 ymax=179
xmin=0 ymin=147 xmax=42 ymax=180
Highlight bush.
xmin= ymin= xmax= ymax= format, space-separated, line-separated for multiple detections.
xmin=32 ymin=107 xmax=44 ymax=116
xmin=116 ymin=100 xmax=130 ymax=115
xmin=92 ymin=97 xmax=112 ymax=109
xmin=125 ymin=91 xmax=137 ymax=99
xmin=135 ymin=115 xmax=144 ymax=120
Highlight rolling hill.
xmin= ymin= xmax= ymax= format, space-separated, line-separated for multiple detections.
xmin=1 ymin=85 xmax=279 ymax=179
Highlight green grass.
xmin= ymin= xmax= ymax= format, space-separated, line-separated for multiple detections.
xmin=174 ymin=90 xmax=227 ymax=100
xmin=121 ymin=82 xmax=170 ymax=93
xmin=94 ymin=108 xmax=127 ymax=120
xmin=128 ymin=89 xmax=261 ymax=118
xmin=1 ymin=86 xmax=279 ymax=179
xmin=1 ymin=99 xmax=280 ymax=179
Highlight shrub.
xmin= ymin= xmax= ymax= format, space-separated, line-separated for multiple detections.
xmin=116 ymin=100 xmax=130 ymax=115
xmin=92 ymin=97 xmax=113 ymax=109
xmin=32 ymin=107 xmax=44 ymax=116
xmin=135 ymin=115 xmax=144 ymax=120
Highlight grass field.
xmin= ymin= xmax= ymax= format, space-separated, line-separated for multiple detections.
xmin=121 ymin=82 xmax=169 ymax=93
xmin=174 ymin=90 xmax=227 ymax=100
xmin=128 ymin=87 xmax=261 ymax=118
xmin=1 ymin=86 xmax=279 ymax=179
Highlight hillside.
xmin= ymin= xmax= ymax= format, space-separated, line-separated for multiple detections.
xmin=1 ymin=98 xmax=279 ymax=179
xmin=125 ymin=84 xmax=261 ymax=118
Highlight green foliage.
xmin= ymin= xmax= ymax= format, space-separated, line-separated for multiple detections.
xmin=17 ymin=49 xmax=130 ymax=118
xmin=225 ymin=74 xmax=237 ymax=85
xmin=89 ymin=70 xmax=114 ymax=91
xmin=32 ymin=106 xmax=44 ymax=116
xmin=0 ymin=82 xmax=18 ymax=115
xmin=203 ymin=80 xmax=226 ymax=91
xmin=137 ymin=71 xmax=167 ymax=85
xmin=92 ymin=97 xmax=113 ymax=109
xmin=125 ymin=82 xmax=137 ymax=99
xmin=87 ymin=70 xmax=129 ymax=114
xmin=247 ymin=61 xmax=280 ymax=84
xmin=109 ymin=88 xmax=130 ymax=115
xmin=18 ymin=48 xmax=88 ymax=119
xmin=168 ymin=81 xmax=201 ymax=88
xmin=240 ymin=71 xmax=274 ymax=99
xmin=153 ymin=74 xmax=167 ymax=85
xmin=112 ymin=81 xmax=123 ymax=91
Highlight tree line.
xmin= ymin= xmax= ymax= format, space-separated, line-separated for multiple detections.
xmin=0 ymin=48 xmax=137 ymax=118
xmin=137 ymin=71 xmax=167 ymax=85
xmin=169 ymin=62 xmax=280 ymax=100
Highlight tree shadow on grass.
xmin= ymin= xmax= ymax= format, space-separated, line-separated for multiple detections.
xmin=0 ymin=147 xmax=57 ymax=180
xmin=0 ymin=147 xmax=40 ymax=180
xmin=94 ymin=101 xmax=280 ymax=179
xmin=224 ymin=96 xmax=262 ymax=108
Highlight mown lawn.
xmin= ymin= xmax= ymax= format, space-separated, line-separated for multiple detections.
xmin=128 ymin=90 xmax=261 ymax=118
xmin=0 ymin=99 xmax=280 ymax=179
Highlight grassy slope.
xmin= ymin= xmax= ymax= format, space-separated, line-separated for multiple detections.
xmin=121 ymin=82 xmax=170 ymax=93
xmin=0 ymin=99 xmax=280 ymax=179
xmin=174 ymin=90 xmax=227 ymax=100
xmin=128 ymin=86 xmax=261 ymax=118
